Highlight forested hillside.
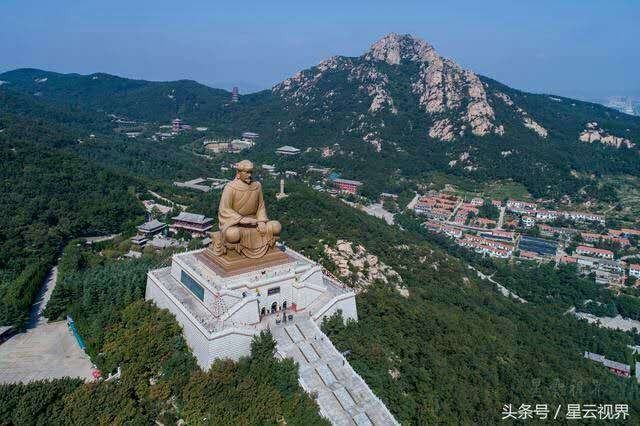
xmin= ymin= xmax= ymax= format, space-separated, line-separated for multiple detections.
xmin=3 ymin=34 xmax=640 ymax=200
xmin=0 ymin=91 xmax=144 ymax=328
xmin=2 ymin=183 xmax=638 ymax=424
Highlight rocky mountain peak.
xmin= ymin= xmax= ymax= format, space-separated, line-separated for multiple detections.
xmin=273 ymin=33 xmax=555 ymax=146
xmin=364 ymin=33 xmax=439 ymax=65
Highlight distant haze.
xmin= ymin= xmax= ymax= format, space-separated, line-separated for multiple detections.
xmin=1 ymin=0 xmax=638 ymax=101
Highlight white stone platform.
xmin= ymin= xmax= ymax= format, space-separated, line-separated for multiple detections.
xmin=146 ymin=247 xmax=357 ymax=368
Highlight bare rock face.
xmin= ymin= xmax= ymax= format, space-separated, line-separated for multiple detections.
xmin=579 ymin=122 xmax=634 ymax=148
xmin=323 ymin=240 xmax=408 ymax=297
xmin=348 ymin=64 xmax=397 ymax=114
xmin=523 ymin=117 xmax=548 ymax=138
xmin=411 ymin=50 xmax=495 ymax=139
xmin=494 ymin=92 xmax=547 ymax=138
xmin=365 ymin=33 xmax=439 ymax=65
xmin=429 ymin=118 xmax=455 ymax=141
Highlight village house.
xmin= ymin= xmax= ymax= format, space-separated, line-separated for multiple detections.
xmin=564 ymin=211 xmax=605 ymax=224
xmin=506 ymin=199 xmax=537 ymax=213
xmin=630 ymin=264 xmax=640 ymax=279
xmin=576 ymin=245 xmax=614 ymax=260
xmin=480 ymin=230 xmax=515 ymax=242
xmin=519 ymin=250 xmax=539 ymax=261
xmin=426 ymin=220 xmax=463 ymax=239
xmin=559 ymin=255 xmax=577 ymax=264
xmin=581 ymin=232 xmax=630 ymax=247
xmin=620 ymin=228 xmax=640 ymax=238
xmin=332 ymin=178 xmax=363 ymax=195
xmin=535 ymin=210 xmax=560 ymax=222
xmin=458 ymin=235 xmax=514 ymax=258
xmin=584 ymin=352 xmax=631 ymax=378
xmin=538 ymin=224 xmax=555 ymax=237
xmin=429 ymin=208 xmax=453 ymax=222
xmin=459 ymin=204 xmax=479 ymax=215
xmin=459 ymin=238 xmax=512 ymax=259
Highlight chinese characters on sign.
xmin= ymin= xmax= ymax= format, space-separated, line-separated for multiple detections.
xmin=501 ymin=404 xmax=629 ymax=421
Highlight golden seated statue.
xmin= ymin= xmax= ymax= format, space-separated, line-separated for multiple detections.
xmin=202 ymin=160 xmax=288 ymax=274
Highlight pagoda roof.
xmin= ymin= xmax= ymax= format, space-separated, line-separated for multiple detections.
xmin=172 ymin=212 xmax=213 ymax=224
xmin=137 ymin=219 xmax=166 ymax=232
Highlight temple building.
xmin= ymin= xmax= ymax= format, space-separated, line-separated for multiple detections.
xmin=276 ymin=145 xmax=301 ymax=156
xmin=137 ymin=219 xmax=166 ymax=237
xmin=170 ymin=212 xmax=214 ymax=238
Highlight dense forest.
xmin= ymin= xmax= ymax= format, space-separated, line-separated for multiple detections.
xmin=0 ymin=134 xmax=143 ymax=328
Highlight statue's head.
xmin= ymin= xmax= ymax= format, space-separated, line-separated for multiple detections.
xmin=235 ymin=160 xmax=254 ymax=184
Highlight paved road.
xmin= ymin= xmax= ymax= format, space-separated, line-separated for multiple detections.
xmin=362 ymin=203 xmax=395 ymax=225
xmin=271 ymin=318 xmax=398 ymax=426
xmin=0 ymin=264 xmax=95 ymax=384
xmin=83 ymin=234 xmax=119 ymax=244
xmin=406 ymin=193 xmax=419 ymax=210
xmin=497 ymin=206 xmax=506 ymax=229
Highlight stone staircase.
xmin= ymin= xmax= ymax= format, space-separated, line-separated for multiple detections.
xmin=271 ymin=318 xmax=398 ymax=426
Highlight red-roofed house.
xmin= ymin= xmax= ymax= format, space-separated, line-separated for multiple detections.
xmin=576 ymin=245 xmax=614 ymax=260
xmin=630 ymin=264 xmax=640 ymax=279
xmin=621 ymin=228 xmax=640 ymax=237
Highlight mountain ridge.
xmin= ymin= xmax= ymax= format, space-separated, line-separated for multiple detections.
xmin=2 ymin=33 xmax=640 ymax=199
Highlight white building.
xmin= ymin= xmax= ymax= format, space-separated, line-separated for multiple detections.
xmin=522 ymin=215 xmax=536 ymax=228
xmin=146 ymin=246 xmax=357 ymax=369
xmin=276 ymin=145 xmax=301 ymax=156
xmin=630 ymin=264 xmax=640 ymax=279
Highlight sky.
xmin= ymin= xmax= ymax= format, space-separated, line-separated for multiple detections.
xmin=1 ymin=0 xmax=638 ymax=101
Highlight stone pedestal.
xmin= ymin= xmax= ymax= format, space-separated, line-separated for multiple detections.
xmin=198 ymin=246 xmax=289 ymax=277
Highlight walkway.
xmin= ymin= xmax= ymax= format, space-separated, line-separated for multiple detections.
xmin=0 ymin=264 xmax=95 ymax=384
xmin=468 ymin=265 xmax=527 ymax=303
xmin=148 ymin=190 xmax=188 ymax=210
xmin=82 ymin=234 xmax=120 ymax=244
xmin=497 ymin=206 xmax=506 ymax=229
xmin=406 ymin=193 xmax=419 ymax=210
xmin=28 ymin=265 xmax=58 ymax=328
xmin=271 ymin=318 xmax=398 ymax=426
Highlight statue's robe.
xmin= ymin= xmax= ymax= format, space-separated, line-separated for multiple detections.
xmin=217 ymin=179 xmax=275 ymax=258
